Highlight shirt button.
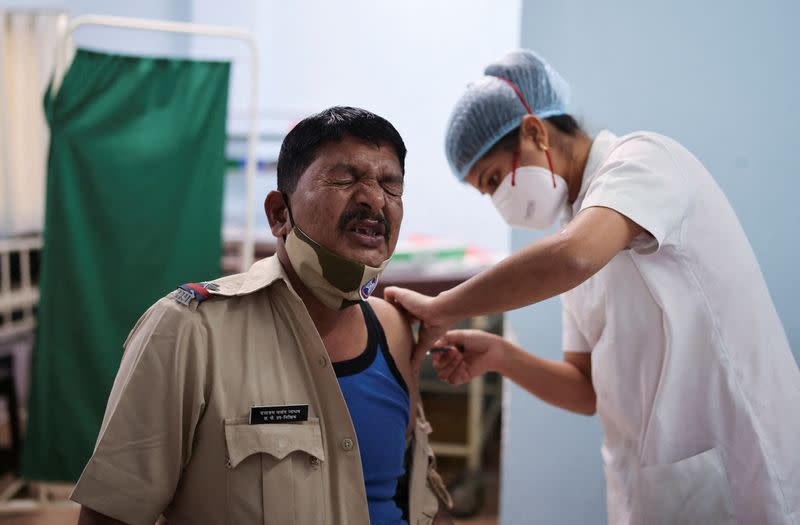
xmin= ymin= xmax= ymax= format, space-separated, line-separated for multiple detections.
xmin=341 ymin=438 xmax=354 ymax=451
xmin=318 ymin=356 xmax=328 ymax=367
xmin=310 ymin=456 xmax=321 ymax=468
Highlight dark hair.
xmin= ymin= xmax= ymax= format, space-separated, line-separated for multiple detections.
xmin=277 ymin=106 xmax=407 ymax=194
xmin=545 ymin=114 xmax=581 ymax=136
xmin=491 ymin=113 xmax=583 ymax=154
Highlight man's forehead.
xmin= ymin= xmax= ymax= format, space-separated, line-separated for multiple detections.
xmin=313 ymin=140 xmax=401 ymax=172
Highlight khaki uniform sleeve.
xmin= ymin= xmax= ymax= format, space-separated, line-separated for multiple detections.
xmin=408 ymin=402 xmax=453 ymax=524
xmin=71 ymin=297 xmax=209 ymax=525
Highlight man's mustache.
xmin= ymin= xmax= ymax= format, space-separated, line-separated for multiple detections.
xmin=338 ymin=209 xmax=392 ymax=243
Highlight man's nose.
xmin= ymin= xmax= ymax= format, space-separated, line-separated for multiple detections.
xmin=355 ymin=178 xmax=385 ymax=210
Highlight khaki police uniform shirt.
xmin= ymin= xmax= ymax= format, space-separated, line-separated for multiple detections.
xmin=71 ymin=255 xmax=446 ymax=525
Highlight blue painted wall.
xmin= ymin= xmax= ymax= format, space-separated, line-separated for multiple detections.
xmin=502 ymin=1 xmax=799 ymax=523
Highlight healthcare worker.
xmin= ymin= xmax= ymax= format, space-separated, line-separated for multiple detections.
xmin=386 ymin=49 xmax=800 ymax=524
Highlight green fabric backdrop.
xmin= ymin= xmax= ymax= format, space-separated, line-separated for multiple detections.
xmin=21 ymin=49 xmax=230 ymax=482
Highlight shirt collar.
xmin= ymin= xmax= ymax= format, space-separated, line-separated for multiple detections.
xmin=564 ymin=129 xmax=618 ymax=221
xmin=211 ymin=255 xmax=290 ymax=297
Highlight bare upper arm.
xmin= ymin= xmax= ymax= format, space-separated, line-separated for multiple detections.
xmin=368 ymin=297 xmax=419 ymax=435
xmin=560 ymin=205 xmax=645 ymax=274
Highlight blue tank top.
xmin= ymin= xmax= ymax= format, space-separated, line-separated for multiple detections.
xmin=334 ymin=302 xmax=410 ymax=525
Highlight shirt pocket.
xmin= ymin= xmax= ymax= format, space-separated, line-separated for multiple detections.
xmin=224 ymin=417 xmax=326 ymax=525
xmin=631 ymin=447 xmax=736 ymax=525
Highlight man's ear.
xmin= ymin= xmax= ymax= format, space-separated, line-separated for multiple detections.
xmin=519 ymin=114 xmax=549 ymax=150
xmin=265 ymin=191 xmax=292 ymax=238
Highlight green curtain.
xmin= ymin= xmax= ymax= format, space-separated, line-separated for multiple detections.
xmin=21 ymin=49 xmax=231 ymax=482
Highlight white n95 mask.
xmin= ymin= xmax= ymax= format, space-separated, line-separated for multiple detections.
xmin=491 ymin=165 xmax=568 ymax=230
xmin=484 ymin=75 xmax=569 ymax=230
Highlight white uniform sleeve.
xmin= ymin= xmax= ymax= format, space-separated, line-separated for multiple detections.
xmin=562 ymin=306 xmax=591 ymax=353
xmin=580 ymin=134 xmax=691 ymax=254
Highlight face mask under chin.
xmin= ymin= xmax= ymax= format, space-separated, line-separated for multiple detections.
xmin=281 ymin=196 xmax=391 ymax=310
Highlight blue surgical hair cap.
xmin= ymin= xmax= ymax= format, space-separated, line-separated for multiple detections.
xmin=445 ymin=49 xmax=571 ymax=181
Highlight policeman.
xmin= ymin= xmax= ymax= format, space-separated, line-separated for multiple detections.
xmin=73 ymin=107 xmax=452 ymax=525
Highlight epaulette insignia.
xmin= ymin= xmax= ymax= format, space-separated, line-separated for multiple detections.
xmin=199 ymin=281 xmax=220 ymax=292
xmin=174 ymin=281 xmax=219 ymax=306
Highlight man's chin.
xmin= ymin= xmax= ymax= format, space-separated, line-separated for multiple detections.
xmin=339 ymin=244 xmax=390 ymax=267
xmin=336 ymin=233 xmax=391 ymax=264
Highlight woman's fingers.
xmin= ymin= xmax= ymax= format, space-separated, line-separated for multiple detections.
xmin=430 ymin=352 xmax=449 ymax=374
xmin=435 ymin=349 xmax=463 ymax=380
xmin=431 ymin=346 xmax=459 ymax=368
xmin=456 ymin=365 xmax=472 ymax=385
xmin=384 ymin=286 xmax=431 ymax=321
xmin=445 ymin=362 xmax=470 ymax=385
xmin=431 ymin=338 xmax=478 ymax=385
xmin=440 ymin=330 xmax=465 ymax=344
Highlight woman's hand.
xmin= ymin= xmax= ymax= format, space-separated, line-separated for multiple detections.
xmin=431 ymin=330 xmax=508 ymax=385
xmin=433 ymin=331 xmax=597 ymax=415
xmin=383 ymin=287 xmax=460 ymax=373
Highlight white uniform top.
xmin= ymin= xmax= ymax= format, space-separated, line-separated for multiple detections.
xmin=560 ymin=130 xmax=800 ymax=524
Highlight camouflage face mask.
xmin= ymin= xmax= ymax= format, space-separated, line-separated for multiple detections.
xmin=283 ymin=197 xmax=390 ymax=310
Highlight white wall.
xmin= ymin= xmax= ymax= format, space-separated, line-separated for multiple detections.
xmin=2 ymin=0 xmax=518 ymax=251
xmin=0 ymin=0 xmax=192 ymax=54
xmin=502 ymin=1 xmax=800 ymax=523
xmin=190 ymin=0 xmax=519 ymax=253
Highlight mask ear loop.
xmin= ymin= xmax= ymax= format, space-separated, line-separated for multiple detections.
xmin=495 ymin=76 xmax=557 ymax=189
xmin=543 ymin=147 xmax=556 ymax=188
xmin=281 ymin=192 xmax=295 ymax=242
xmin=496 ymin=77 xmax=533 ymax=114
xmin=282 ymin=192 xmax=296 ymax=225
xmin=511 ymin=144 xmax=520 ymax=187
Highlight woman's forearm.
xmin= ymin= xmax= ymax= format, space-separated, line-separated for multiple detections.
xmin=436 ymin=232 xmax=592 ymax=322
xmin=496 ymin=342 xmax=596 ymax=416
xmin=433 ymin=207 xmax=642 ymax=324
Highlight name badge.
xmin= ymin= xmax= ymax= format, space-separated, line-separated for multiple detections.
xmin=249 ymin=404 xmax=309 ymax=425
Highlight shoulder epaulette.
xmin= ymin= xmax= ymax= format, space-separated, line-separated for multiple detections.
xmin=174 ymin=281 xmax=220 ymax=306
